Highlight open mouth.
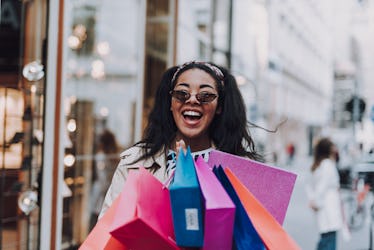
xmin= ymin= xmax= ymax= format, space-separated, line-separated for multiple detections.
xmin=183 ymin=110 xmax=202 ymax=121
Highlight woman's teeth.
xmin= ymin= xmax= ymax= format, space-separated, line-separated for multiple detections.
xmin=183 ymin=110 xmax=201 ymax=116
xmin=183 ymin=110 xmax=202 ymax=119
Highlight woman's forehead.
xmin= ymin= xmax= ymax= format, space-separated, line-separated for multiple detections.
xmin=174 ymin=82 xmax=216 ymax=90
xmin=176 ymin=68 xmax=216 ymax=86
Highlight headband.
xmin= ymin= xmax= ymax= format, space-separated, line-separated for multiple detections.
xmin=171 ymin=61 xmax=224 ymax=84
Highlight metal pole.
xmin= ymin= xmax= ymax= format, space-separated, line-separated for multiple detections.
xmin=352 ymin=79 xmax=359 ymax=140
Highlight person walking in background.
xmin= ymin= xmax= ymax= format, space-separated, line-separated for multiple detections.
xmin=90 ymin=129 xmax=119 ymax=229
xmin=99 ymin=61 xmax=263 ymax=218
xmin=307 ymin=137 xmax=343 ymax=250
xmin=286 ymin=142 xmax=296 ymax=165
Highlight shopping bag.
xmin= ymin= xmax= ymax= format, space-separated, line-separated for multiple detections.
xmin=79 ymin=195 xmax=127 ymax=250
xmin=169 ymin=147 xmax=204 ymax=247
xmin=109 ymin=167 xmax=179 ymax=250
xmin=208 ymin=150 xmax=297 ymax=224
xmin=194 ymin=156 xmax=235 ymax=250
xmin=224 ymin=167 xmax=301 ymax=250
xmin=213 ymin=166 xmax=264 ymax=250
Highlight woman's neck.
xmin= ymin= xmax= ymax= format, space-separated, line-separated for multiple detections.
xmin=173 ymin=135 xmax=212 ymax=152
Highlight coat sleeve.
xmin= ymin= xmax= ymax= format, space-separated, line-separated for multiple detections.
xmin=98 ymin=147 xmax=141 ymax=219
xmin=311 ymin=159 xmax=339 ymax=209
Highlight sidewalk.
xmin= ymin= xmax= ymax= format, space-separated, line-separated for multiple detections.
xmin=282 ymin=155 xmax=318 ymax=250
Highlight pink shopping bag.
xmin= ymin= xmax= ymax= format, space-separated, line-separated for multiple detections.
xmin=79 ymin=196 xmax=127 ymax=250
xmin=208 ymin=150 xmax=297 ymax=224
xmin=109 ymin=167 xmax=179 ymax=250
xmin=225 ymin=167 xmax=301 ymax=250
xmin=194 ymin=157 xmax=235 ymax=250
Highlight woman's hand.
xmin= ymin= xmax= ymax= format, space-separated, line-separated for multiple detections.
xmin=176 ymin=139 xmax=187 ymax=157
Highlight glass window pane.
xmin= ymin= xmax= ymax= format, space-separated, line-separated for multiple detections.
xmin=62 ymin=0 xmax=143 ymax=246
xmin=177 ymin=0 xmax=213 ymax=62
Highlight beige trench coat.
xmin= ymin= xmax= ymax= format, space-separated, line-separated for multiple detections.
xmin=98 ymin=146 xmax=169 ymax=218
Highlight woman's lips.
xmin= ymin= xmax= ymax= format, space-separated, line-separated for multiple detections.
xmin=182 ymin=110 xmax=202 ymax=125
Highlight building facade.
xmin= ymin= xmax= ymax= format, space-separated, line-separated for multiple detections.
xmin=261 ymin=0 xmax=335 ymax=161
xmin=331 ymin=0 xmax=374 ymax=156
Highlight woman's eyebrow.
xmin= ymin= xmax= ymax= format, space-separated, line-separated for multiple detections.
xmin=174 ymin=82 xmax=215 ymax=89
xmin=199 ymin=83 xmax=215 ymax=89
xmin=174 ymin=82 xmax=189 ymax=88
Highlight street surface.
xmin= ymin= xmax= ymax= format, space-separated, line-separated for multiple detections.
xmin=282 ymin=157 xmax=373 ymax=250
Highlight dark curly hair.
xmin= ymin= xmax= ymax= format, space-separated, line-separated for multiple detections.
xmin=133 ymin=61 xmax=263 ymax=163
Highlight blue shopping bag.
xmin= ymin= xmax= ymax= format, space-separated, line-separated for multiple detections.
xmin=213 ymin=165 xmax=265 ymax=250
xmin=169 ymin=147 xmax=204 ymax=247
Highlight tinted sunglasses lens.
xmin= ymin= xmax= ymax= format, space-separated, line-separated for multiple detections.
xmin=171 ymin=90 xmax=189 ymax=102
xmin=196 ymin=93 xmax=217 ymax=103
xmin=171 ymin=90 xmax=217 ymax=103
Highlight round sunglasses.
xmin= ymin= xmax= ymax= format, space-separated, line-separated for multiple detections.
xmin=170 ymin=90 xmax=218 ymax=104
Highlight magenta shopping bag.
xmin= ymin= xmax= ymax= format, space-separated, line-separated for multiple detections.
xmin=194 ymin=157 xmax=236 ymax=250
xmin=109 ymin=167 xmax=179 ymax=250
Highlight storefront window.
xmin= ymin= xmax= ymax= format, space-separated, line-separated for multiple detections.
xmin=61 ymin=1 xmax=145 ymax=247
xmin=0 ymin=0 xmax=47 ymax=249
xmin=143 ymin=0 xmax=175 ymax=130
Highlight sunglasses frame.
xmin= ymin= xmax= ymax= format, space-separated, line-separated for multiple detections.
xmin=170 ymin=89 xmax=218 ymax=104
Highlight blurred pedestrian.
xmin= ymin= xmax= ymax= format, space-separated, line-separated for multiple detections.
xmin=307 ymin=137 xmax=343 ymax=250
xmin=286 ymin=142 xmax=296 ymax=165
xmin=99 ymin=61 xmax=263 ymax=218
xmin=90 ymin=129 xmax=119 ymax=229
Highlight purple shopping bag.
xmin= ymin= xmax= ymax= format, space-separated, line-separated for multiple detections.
xmin=208 ymin=150 xmax=297 ymax=225
xmin=194 ymin=157 xmax=236 ymax=250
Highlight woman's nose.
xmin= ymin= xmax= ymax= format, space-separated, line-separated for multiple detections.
xmin=185 ymin=93 xmax=200 ymax=104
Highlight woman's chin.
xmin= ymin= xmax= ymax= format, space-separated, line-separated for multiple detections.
xmin=176 ymin=130 xmax=210 ymax=144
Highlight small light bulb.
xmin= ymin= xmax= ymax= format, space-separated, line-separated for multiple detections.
xmin=64 ymin=154 xmax=75 ymax=167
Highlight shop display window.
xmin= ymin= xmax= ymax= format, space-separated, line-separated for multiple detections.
xmin=1 ymin=0 xmax=46 ymax=248
xmin=61 ymin=0 xmax=146 ymax=247
xmin=0 ymin=85 xmax=44 ymax=249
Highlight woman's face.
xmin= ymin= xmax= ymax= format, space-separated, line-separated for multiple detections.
xmin=170 ymin=68 xmax=221 ymax=147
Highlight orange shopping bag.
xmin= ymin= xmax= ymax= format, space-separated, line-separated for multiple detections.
xmin=224 ymin=167 xmax=301 ymax=250
xmin=79 ymin=195 xmax=127 ymax=250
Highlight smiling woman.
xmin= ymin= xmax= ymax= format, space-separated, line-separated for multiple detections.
xmin=99 ymin=61 xmax=263 ymax=218
xmin=170 ymin=68 xmax=220 ymax=150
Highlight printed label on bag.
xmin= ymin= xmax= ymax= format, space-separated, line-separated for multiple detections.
xmin=185 ymin=208 xmax=199 ymax=230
